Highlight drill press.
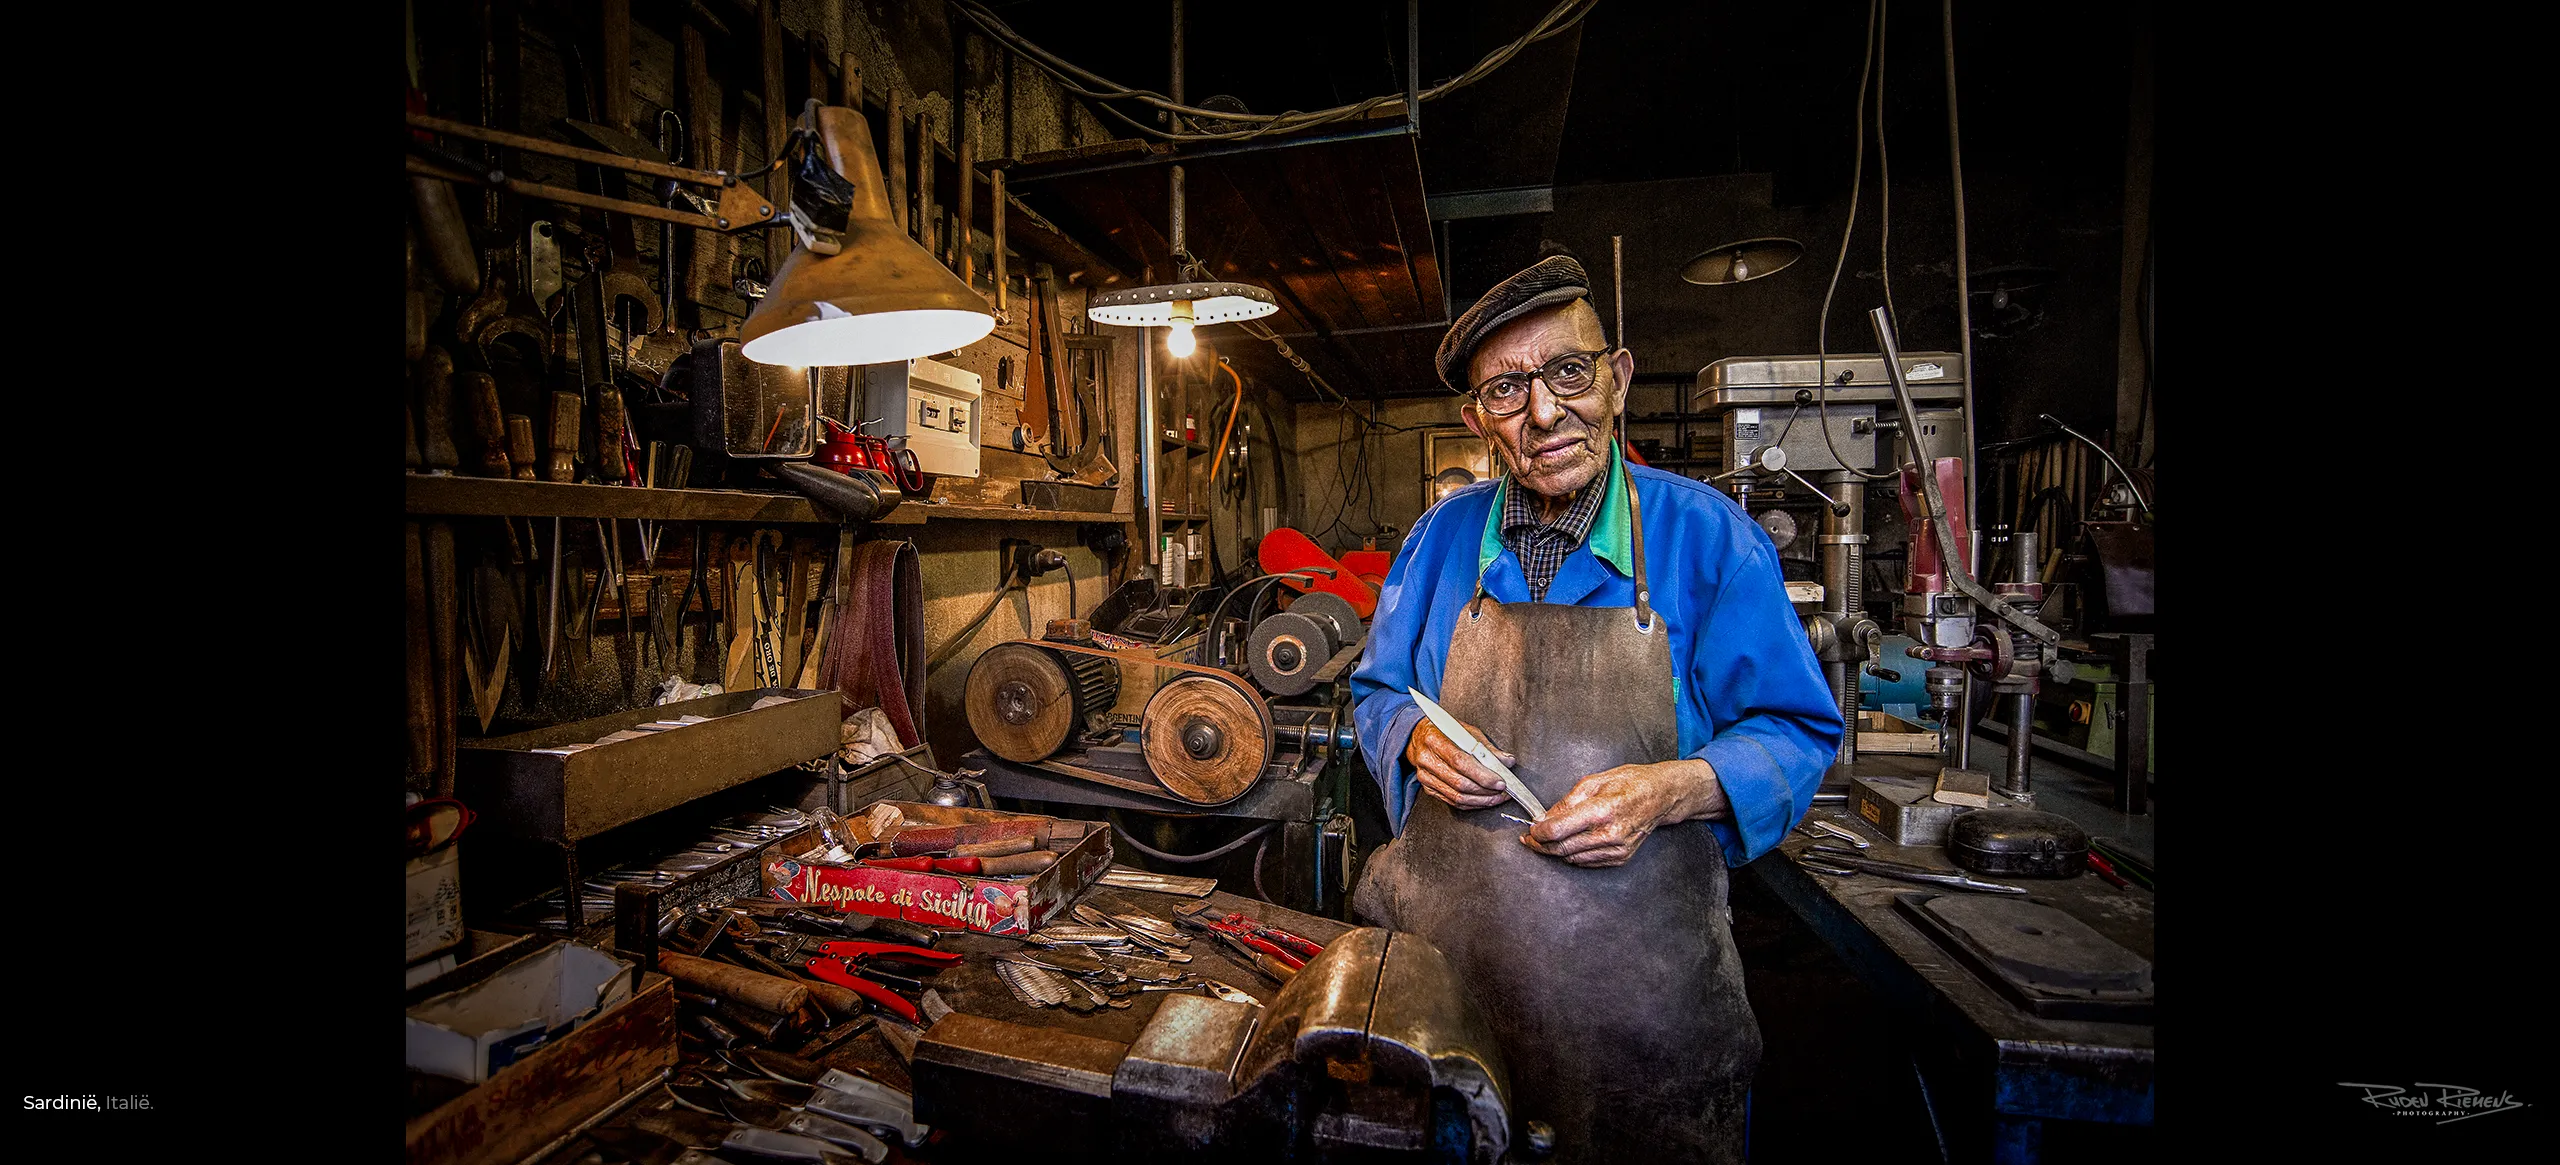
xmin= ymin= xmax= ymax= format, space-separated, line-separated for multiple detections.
xmin=1846 ymin=307 xmax=2081 ymax=847
xmin=1693 ymin=349 xmax=1968 ymax=778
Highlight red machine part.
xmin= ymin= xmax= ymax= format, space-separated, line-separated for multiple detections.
xmin=1256 ymin=528 xmax=1379 ymax=618
xmin=1898 ymin=457 xmax=1972 ymax=596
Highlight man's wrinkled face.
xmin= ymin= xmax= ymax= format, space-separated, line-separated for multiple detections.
xmin=1459 ymin=300 xmax=1634 ymax=500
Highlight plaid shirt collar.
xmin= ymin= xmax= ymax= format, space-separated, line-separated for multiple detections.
xmin=1499 ymin=471 xmax=1606 ymax=601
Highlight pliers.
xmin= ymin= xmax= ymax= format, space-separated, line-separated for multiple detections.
xmin=752 ymin=934 xmax=960 ymax=1024
xmin=1173 ymin=905 xmax=1319 ymax=969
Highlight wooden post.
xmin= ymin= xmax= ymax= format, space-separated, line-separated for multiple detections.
xmin=991 ymin=167 xmax=1008 ymax=320
xmin=600 ymin=0 xmax=632 ymax=130
xmin=886 ymin=90 xmax=907 ymax=235
xmin=761 ymin=0 xmax=790 ymax=274
xmin=682 ymin=24 xmax=725 ymax=316
xmin=916 ymin=108 xmax=936 ymax=253
xmin=957 ymin=99 xmax=975 ymax=285
xmin=841 ymin=52 xmax=860 ymax=108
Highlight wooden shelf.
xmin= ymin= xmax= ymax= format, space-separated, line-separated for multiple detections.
xmin=407 ymin=475 xmax=1130 ymax=527
xmin=407 ymin=475 xmax=831 ymax=523
xmin=1160 ymin=435 xmax=1210 ymax=453
xmin=884 ymin=502 xmax=1125 ymax=525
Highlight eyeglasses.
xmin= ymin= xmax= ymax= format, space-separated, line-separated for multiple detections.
xmin=1469 ymin=348 xmax=1616 ymax=418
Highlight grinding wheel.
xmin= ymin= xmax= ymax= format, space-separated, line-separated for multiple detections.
xmin=966 ymin=642 xmax=1118 ymax=763
xmin=1142 ymin=674 xmax=1272 ymax=804
xmin=1282 ymin=589 xmax=1362 ymax=646
xmin=1247 ymin=610 xmax=1337 ymax=697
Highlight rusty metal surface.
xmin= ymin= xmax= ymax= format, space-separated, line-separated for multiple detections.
xmin=458 ymin=687 xmax=837 ymax=843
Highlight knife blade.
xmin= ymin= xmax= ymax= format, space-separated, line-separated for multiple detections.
xmin=1407 ymin=687 xmax=1545 ymax=820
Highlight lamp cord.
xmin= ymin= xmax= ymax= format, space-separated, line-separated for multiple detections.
xmin=1813 ymin=0 xmax=1903 ymax=482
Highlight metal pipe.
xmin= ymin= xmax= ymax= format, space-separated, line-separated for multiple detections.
xmin=2002 ymin=691 xmax=2034 ymax=800
xmin=1942 ymin=0 xmax=1978 ymax=544
xmin=996 ymin=122 xmax=1416 ymax=185
xmin=1141 ymin=336 xmax=1161 ymax=566
xmin=1820 ymin=470 xmax=1865 ymax=771
xmin=1169 ymin=0 xmax=1185 ymax=265
xmin=1406 ymin=0 xmax=1421 ymax=136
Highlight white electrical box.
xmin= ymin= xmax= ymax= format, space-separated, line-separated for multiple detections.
xmin=862 ymin=357 xmax=983 ymax=478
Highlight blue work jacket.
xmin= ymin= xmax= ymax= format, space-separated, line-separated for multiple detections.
xmin=1349 ymin=458 xmax=1844 ymax=867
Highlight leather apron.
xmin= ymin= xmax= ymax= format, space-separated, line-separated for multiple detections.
xmin=1352 ymin=457 xmax=1760 ymax=1164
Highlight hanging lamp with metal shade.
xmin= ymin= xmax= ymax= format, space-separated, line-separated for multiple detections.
xmin=740 ymin=104 xmax=996 ymax=366
xmin=1086 ymin=278 xmax=1278 ymax=357
xmin=1679 ymin=236 xmax=1806 ymax=286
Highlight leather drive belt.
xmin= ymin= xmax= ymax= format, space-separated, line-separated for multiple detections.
xmin=827 ymin=539 xmax=926 ymax=747
xmin=1010 ymin=639 xmax=1274 ymax=807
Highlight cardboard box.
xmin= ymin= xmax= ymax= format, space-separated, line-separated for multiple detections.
xmin=761 ymin=802 xmax=1112 ymax=937
xmin=406 ymin=942 xmax=635 ymax=1084
xmin=406 ymin=843 xmax=464 ymax=965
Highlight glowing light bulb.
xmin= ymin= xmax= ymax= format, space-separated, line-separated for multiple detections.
xmin=1166 ymin=320 xmax=1196 ymax=357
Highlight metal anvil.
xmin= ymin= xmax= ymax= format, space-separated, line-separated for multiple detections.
xmin=913 ymin=928 xmax=1513 ymax=1163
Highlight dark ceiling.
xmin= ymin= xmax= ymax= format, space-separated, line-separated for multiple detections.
xmin=980 ymin=1 xmax=2138 ymax=402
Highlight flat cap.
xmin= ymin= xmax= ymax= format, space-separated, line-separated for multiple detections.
xmin=1435 ymin=254 xmax=1591 ymax=392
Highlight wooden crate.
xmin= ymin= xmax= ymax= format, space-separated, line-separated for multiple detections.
xmin=405 ymin=971 xmax=676 ymax=1165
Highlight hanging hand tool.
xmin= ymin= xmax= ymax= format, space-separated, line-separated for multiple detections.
xmin=686 ymin=526 xmax=716 ymax=668
xmin=405 ymin=523 xmax=437 ymax=784
xmin=544 ymin=518 xmax=563 ymax=677
xmin=1803 ymin=845 xmax=2028 ymax=895
xmin=752 ymin=530 xmax=787 ymax=688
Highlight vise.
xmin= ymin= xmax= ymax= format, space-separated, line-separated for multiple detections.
xmin=912 ymin=928 xmax=1516 ymax=1163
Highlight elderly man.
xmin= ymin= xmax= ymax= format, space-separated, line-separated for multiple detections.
xmin=1348 ymin=254 xmax=1843 ymax=1163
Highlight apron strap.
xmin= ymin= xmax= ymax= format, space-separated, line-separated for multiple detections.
xmin=1621 ymin=433 xmax=1654 ymax=631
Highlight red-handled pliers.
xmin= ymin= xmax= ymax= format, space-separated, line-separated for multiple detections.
xmin=1176 ymin=907 xmax=1321 ymax=967
xmin=756 ymin=937 xmax=959 ymax=1023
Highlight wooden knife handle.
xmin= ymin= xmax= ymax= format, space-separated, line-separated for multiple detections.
xmin=950 ymin=836 xmax=1035 ymax=859
xmin=592 ymin=385 xmax=628 ymax=484
xmin=505 ymin=415 xmax=538 ymax=480
xmin=976 ymin=850 xmax=1058 ymax=877
xmin=546 ymin=391 xmax=583 ymax=483
xmin=461 ymin=371 xmax=511 ymax=478
xmin=415 ymin=346 xmax=458 ymax=473
xmin=657 ymin=951 xmax=810 ymax=1016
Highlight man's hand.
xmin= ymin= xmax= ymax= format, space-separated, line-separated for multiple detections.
xmin=1406 ymin=714 xmax=1518 ymax=810
xmin=1523 ymin=759 xmax=1729 ymax=867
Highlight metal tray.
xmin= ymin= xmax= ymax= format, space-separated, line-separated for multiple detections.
xmin=459 ymin=687 xmax=838 ymax=844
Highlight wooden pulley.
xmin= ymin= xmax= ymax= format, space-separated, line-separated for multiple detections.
xmin=1247 ymin=610 xmax=1337 ymax=697
xmin=1142 ymin=673 xmax=1274 ymax=804
xmin=966 ymin=641 xmax=1119 ymax=763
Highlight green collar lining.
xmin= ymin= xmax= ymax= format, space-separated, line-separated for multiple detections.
xmin=1475 ymin=441 xmax=1635 ymax=583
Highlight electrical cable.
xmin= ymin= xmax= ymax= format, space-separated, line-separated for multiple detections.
xmin=1877 ymin=0 xmax=1897 ymax=329
xmin=1112 ymin=820 xmax=1278 ymax=864
xmin=1812 ymin=0 xmax=1903 ymax=483
xmin=955 ymin=0 xmax=1599 ymax=144
xmin=925 ymin=559 xmax=1022 ymax=672
xmin=1252 ymin=831 xmax=1275 ymax=904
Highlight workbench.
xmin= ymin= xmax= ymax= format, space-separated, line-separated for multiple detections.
xmin=528 ymin=883 xmax=1350 ymax=1165
xmin=1751 ymin=743 xmax=2155 ymax=1163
